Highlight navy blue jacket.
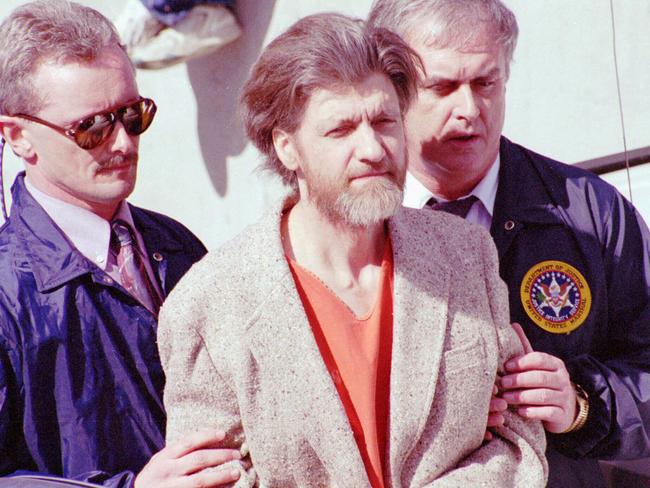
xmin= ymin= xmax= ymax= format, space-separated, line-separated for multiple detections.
xmin=0 ymin=174 xmax=206 ymax=487
xmin=493 ymin=137 xmax=650 ymax=487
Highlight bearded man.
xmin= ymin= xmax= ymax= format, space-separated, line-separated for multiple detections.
xmin=158 ymin=12 xmax=547 ymax=487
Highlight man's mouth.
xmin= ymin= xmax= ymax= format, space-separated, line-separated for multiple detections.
xmin=98 ymin=163 xmax=134 ymax=173
xmin=446 ymin=133 xmax=479 ymax=143
xmin=350 ymin=170 xmax=391 ymax=180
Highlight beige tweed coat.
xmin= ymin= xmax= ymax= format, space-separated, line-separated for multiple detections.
xmin=158 ymin=200 xmax=548 ymax=487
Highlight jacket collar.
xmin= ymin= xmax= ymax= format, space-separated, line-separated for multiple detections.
xmin=10 ymin=173 xmax=97 ymax=292
xmin=8 ymin=172 xmax=184 ymax=293
xmin=131 ymin=205 xmax=186 ymax=254
xmin=491 ymin=137 xmax=565 ymax=259
xmin=493 ymin=137 xmax=566 ymax=222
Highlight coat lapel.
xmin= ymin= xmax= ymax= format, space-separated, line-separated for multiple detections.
xmin=246 ymin=201 xmax=370 ymax=486
xmin=386 ymin=209 xmax=452 ymax=482
xmin=130 ymin=205 xmax=186 ymax=298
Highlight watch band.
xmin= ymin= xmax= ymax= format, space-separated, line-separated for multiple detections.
xmin=561 ymin=382 xmax=589 ymax=434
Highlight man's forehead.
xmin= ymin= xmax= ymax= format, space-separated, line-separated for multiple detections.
xmin=409 ymin=19 xmax=503 ymax=54
xmin=34 ymin=46 xmax=134 ymax=77
xmin=305 ymin=75 xmax=400 ymax=120
xmin=31 ymin=48 xmax=138 ymax=117
xmin=409 ymin=27 xmax=507 ymax=79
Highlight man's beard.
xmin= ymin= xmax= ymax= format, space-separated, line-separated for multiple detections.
xmin=304 ymin=158 xmax=405 ymax=228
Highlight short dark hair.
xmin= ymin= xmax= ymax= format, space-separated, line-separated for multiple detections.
xmin=240 ymin=12 xmax=420 ymax=189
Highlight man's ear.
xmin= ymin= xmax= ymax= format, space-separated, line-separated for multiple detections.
xmin=0 ymin=116 xmax=35 ymax=161
xmin=272 ymin=127 xmax=300 ymax=172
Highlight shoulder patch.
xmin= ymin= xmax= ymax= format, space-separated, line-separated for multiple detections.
xmin=520 ymin=260 xmax=591 ymax=334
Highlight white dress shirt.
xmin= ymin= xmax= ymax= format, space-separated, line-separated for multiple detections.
xmin=402 ymin=156 xmax=501 ymax=231
xmin=25 ymin=178 xmax=161 ymax=295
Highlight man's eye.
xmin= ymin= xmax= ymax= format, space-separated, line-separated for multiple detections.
xmin=374 ymin=117 xmax=395 ymax=127
xmin=325 ymin=126 xmax=351 ymax=137
xmin=77 ymin=116 xmax=98 ymax=131
xmin=475 ymin=79 xmax=496 ymax=89
xmin=427 ymin=83 xmax=454 ymax=95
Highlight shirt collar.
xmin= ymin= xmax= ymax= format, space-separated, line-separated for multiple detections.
xmin=24 ymin=178 xmax=133 ymax=270
xmin=402 ymin=154 xmax=500 ymax=216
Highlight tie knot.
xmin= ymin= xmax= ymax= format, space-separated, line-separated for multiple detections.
xmin=111 ymin=219 xmax=135 ymax=248
xmin=427 ymin=195 xmax=478 ymax=219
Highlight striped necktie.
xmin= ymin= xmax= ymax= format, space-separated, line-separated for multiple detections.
xmin=111 ymin=219 xmax=161 ymax=315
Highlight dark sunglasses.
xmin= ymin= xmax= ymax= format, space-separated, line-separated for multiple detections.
xmin=14 ymin=97 xmax=157 ymax=150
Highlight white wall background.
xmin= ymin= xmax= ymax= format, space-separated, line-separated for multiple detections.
xmin=1 ymin=0 xmax=649 ymax=249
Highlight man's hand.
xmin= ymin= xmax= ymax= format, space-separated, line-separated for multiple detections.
xmin=484 ymin=383 xmax=508 ymax=441
xmin=500 ymin=323 xmax=577 ymax=433
xmin=134 ymin=428 xmax=242 ymax=488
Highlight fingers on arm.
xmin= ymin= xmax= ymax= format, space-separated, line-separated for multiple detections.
xmin=502 ymin=387 xmax=563 ymax=406
xmin=183 ymin=466 xmax=241 ymax=487
xmin=166 ymin=429 xmax=228 ymax=459
xmin=499 ymin=354 xmax=577 ymax=430
xmin=505 ymin=351 xmax=567 ymax=374
xmin=136 ymin=429 xmax=243 ymax=488
xmin=487 ymin=411 xmax=506 ymax=429
xmin=515 ymin=405 xmax=567 ymax=424
xmin=179 ymin=448 xmax=242 ymax=476
xmin=501 ymin=366 xmax=570 ymax=392
xmin=510 ymin=322 xmax=534 ymax=354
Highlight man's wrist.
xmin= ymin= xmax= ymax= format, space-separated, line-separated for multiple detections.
xmin=560 ymin=382 xmax=589 ymax=434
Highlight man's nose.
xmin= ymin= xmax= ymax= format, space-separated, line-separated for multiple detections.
xmin=109 ymin=120 xmax=138 ymax=154
xmin=452 ymin=84 xmax=480 ymax=122
xmin=355 ymin=124 xmax=386 ymax=164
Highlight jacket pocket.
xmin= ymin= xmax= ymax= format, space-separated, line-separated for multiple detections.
xmin=442 ymin=336 xmax=486 ymax=374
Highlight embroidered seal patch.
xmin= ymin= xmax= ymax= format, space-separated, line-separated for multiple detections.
xmin=520 ymin=260 xmax=591 ymax=334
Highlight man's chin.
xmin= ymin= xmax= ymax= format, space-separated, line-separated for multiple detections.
xmin=93 ymin=180 xmax=136 ymax=204
xmin=353 ymin=177 xmax=404 ymax=198
xmin=334 ymin=183 xmax=403 ymax=227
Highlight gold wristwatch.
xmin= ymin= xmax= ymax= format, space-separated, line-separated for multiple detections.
xmin=561 ymin=382 xmax=589 ymax=434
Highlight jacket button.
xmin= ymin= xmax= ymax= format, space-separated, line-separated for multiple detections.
xmin=152 ymin=252 xmax=163 ymax=262
xmin=504 ymin=220 xmax=515 ymax=231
